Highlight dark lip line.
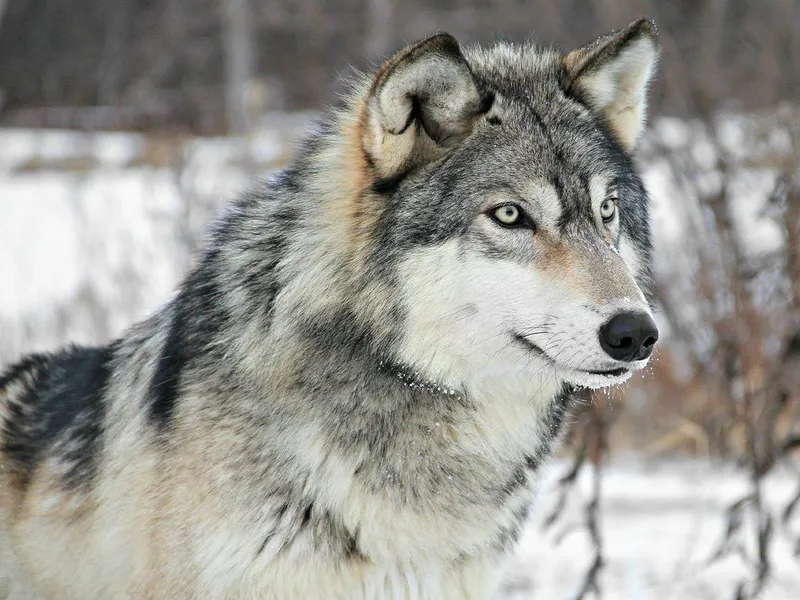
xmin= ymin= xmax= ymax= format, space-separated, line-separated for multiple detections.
xmin=512 ymin=333 xmax=630 ymax=378
xmin=513 ymin=333 xmax=549 ymax=358
xmin=586 ymin=367 xmax=629 ymax=377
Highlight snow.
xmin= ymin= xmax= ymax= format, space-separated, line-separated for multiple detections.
xmin=0 ymin=170 xmax=183 ymax=317
xmin=503 ymin=460 xmax=800 ymax=599
xmin=0 ymin=128 xmax=145 ymax=172
xmin=0 ymin=128 xmax=283 ymax=361
xmin=726 ymin=169 xmax=783 ymax=257
xmin=651 ymin=118 xmax=691 ymax=151
xmin=0 ymin=175 xmax=82 ymax=314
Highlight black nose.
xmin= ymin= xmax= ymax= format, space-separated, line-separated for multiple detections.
xmin=599 ymin=312 xmax=659 ymax=362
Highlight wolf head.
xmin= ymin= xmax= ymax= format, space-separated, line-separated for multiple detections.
xmin=245 ymin=20 xmax=660 ymax=399
xmin=332 ymin=19 xmax=660 ymax=392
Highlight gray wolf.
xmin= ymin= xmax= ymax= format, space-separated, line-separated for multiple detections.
xmin=0 ymin=18 xmax=659 ymax=600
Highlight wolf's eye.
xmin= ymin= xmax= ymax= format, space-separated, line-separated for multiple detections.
xmin=600 ymin=197 xmax=617 ymax=222
xmin=492 ymin=204 xmax=524 ymax=227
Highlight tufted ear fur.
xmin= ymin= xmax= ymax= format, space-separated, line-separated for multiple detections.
xmin=362 ymin=33 xmax=490 ymax=181
xmin=563 ymin=19 xmax=659 ymax=152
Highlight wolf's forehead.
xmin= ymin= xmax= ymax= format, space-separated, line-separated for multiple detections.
xmin=466 ymin=42 xmax=562 ymax=88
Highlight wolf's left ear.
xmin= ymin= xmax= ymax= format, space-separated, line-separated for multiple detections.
xmin=362 ymin=33 xmax=489 ymax=180
xmin=563 ymin=19 xmax=659 ymax=152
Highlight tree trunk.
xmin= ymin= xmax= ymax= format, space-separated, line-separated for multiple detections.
xmin=222 ymin=0 xmax=255 ymax=135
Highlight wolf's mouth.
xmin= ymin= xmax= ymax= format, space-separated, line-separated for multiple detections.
xmin=512 ymin=333 xmax=629 ymax=378
xmin=585 ymin=367 xmax=629 ymax=377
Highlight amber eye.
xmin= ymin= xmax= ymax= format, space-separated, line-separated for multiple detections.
xmin=600 ymin=196 xmax=617 ymax=222
xmin=492 ymin=204 xmax=523 ymax=227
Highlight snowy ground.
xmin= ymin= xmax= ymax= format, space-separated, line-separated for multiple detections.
xmin=505 ymin=460 xmax=800 ymax=599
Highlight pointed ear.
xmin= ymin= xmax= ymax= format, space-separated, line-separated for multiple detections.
xmin=362 ymin=33 xmax=490 ymax=180
xmin=563 ymin=19 xmax=659 ymax=152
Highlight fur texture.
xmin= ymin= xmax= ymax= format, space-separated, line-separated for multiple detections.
xmin=0 ymin=20 xmax=659 ymax=600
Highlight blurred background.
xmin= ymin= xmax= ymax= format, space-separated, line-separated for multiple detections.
xmin=1 ymin=1 xmax=799 ymax=598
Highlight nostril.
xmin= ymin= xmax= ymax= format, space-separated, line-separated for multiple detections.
xmin=618 ymin=336 xmax=633 ymax=349
xmin=642 ymin=335 xmax=656 ymax=349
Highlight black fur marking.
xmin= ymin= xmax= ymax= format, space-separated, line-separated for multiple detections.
xmin=0 ymin=354 xmax=49 ymax=399
xmin=499 ymin=465 xmax=528 ymax=500
xmin=342 ymin=525 xmax=367 ymax=562
xmin=218 ymin=194 xmax=299 ymax=325
xmin=396 ymin=96 xmax=421 ymax=137
xmin=256 ymin=532 xmax=273 ymax=557
xmin=276 ymin=167 xmax=303 ymax=193
xmin=490 ymin=502 xmax=533 ymax=556
xmin=1 ymin=345 xmax=113 ymax=490
xmin=487 ymin=115 xmax=502 ymax=126
xmin=787 ymin=333 xmax=800 ymax=357
xmin=146 ymin=268 xmax=233 ymax=430
xmin=525 ymin=104 xmax=551 ymax=138
xmin=371 ymin=175 xmax=471 ymax=260
xmin=538 ymin=383 xmax=574 ymax=458
xmin=477 ymin=90 xmax=496 ymax=115
xmin=517 ymin=503 xmax=531 ymax=524
xmin=300 ymin=503 xmax=314 ymax=528
xmin=549 ymin=383 xmax=573 ymax=433
xmin=270 ymin=500 xmax=369 ymax=563
xmin=372 ymin=172 xmax=406 ymax=196
xmin=492 ymin=520 xmax=524 ymax=554
xmin=320 ymin=511 xmax=369 ymax=563
xmin=148 ymin=310 xmax=186 ymax=430
xmin=493 ymin=384 xmax=573 ymax=505
xmin=299 ymin=308 xmax=395 ymax=373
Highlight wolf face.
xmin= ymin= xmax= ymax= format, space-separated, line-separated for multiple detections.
xmin=360 ymin=21 xmax=659 ymax=394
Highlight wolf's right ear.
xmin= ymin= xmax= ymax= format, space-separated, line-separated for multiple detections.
xmin=362 ymin=33 xmax=489 ymax=181
xmin=563 ymin=19 xmax=659 ymax=152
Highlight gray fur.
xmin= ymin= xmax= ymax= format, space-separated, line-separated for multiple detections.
xmin=0 ymin=21 xmax=659 ymax=600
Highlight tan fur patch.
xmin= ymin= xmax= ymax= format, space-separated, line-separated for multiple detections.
xmin=19 ymin=458 xmax=95 ymax=523
xmin=305 ymin=91 xmax=386 ymax=264
xmin=332 ymin=100 xmax=379 ymax=250
xmin=536 ymin=232 xmax=576 ymax=275
xmin=537 ymin=231 xmax=641 ymax=307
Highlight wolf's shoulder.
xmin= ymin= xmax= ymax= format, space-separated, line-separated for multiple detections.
xmin=0 ymin=345 xmax=114 ymax=489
